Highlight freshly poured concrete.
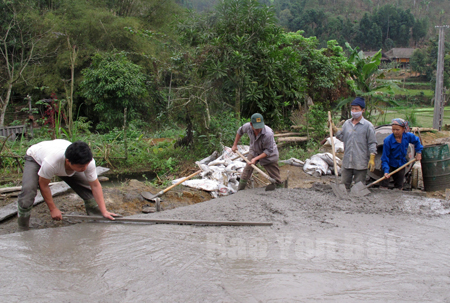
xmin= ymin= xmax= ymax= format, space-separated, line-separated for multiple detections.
xmin=1 ymin=186 xmax=450 ymax=302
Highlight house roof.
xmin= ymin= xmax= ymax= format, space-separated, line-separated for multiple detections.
xmin=362 ymin=51 xmax=391 ymax=61
xmin=385 ymin=48 xmax=415 ymax=59
xmin=362 ymin=51 xmax=379 ymax=57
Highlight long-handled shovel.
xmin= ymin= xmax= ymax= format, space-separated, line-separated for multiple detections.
xmin=141 ymin=169 xmax=202 ymax=201
xmin=350 ymin=158 xmax=417 ymax=197
xmin=235 ymin=150 xmax=276 ymax=191
xmin=328 ymin=111 xmax=348 ymax=199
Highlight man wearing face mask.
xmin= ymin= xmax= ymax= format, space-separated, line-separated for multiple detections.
xmin=329 ymin=97 xmax=377 ymax=190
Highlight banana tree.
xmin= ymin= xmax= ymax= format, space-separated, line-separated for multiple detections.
xmin=337 ymin=43 xmax=399 ymax=123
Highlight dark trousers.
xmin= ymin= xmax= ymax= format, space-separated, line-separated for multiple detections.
xmin=341 ymin=168 xmax=367 ymax=190
xmin=240 ymin=154 xmax=282 ymax=184
xmin=381 ymin=166 xmax=405 ymax=189
xmin=17 ymin=156 xmax=94 ymax=217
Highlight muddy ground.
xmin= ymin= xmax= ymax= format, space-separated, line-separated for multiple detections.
xmin=0 ymin=165 xmax=318 ymax=235
xmin=2 ymin=183 xmax=450 ymax=301
xmin=1 ymin=132 xmax=450 ymax=301
xmin=1 ymin=130 xmax=449 ymax=235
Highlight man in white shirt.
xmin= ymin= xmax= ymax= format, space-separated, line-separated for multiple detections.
xmin=17 ymin=140 xmax=117 ymax=230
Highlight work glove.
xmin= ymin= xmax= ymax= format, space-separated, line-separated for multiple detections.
xmin=367 ymin=153 xmax=376 ymax=172
xmin=415 ymin=153 xmax=422 ymax=161
xmin=327 ymin=120 xmax=338 ymax=135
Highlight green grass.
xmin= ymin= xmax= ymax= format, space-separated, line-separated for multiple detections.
xmin=401 ymin=82 xmax=431 ymax=86
xmin=373 ymin=106 xmax=450 ymax=128
xmin=378 ymin=80 xmax=431 ymax=86
xmin=379 ymin=86 xmax=434 ymax=97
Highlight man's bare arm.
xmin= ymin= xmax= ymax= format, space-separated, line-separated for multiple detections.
xmin=89 ymin=179 xmax=117 ymax=220
xmin=39 ymin=177 xmax=62 ymax=220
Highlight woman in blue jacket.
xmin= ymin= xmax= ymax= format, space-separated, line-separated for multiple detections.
xmin=380 ymin=118 xmax=423 ymax=190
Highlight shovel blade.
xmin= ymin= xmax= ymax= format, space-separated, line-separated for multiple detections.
xmin=141 ymin=191 xmax=159 ymax=202
xmin=265 ymin=183 xmax=276 ymax=191
xmin=350 ymin=181 xmax=371 ymax=197
xmin=331 ymin=183 xmax=348 ymax=199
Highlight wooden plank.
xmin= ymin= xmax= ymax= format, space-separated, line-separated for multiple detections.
xmin=63 ymin=215 xmax=273 ymax=226
xmin=0 ymin=186 xmax=22 ymax=194
xmin=277 ymin=136 xmax=308 ymax=142
xmin=0 ymin=167 xmax=110 ymax=194
xmin=410 ymin=127 xmax=435 ymax=132
xmin=274 ymin=132 xmax=302 ymax=137
xmin=0 ymin=182 xmax=70 ymax=222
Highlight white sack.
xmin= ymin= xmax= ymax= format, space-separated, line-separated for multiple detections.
xmin=226 ymin=161 xmax=246 ymax=172
xmin=181 ymin=179 xmax=221 ymax=192
xmin=303 ymin=153 xmax=342 ymax=177
xmin=316 ymin=152 xmax=342 ymax=167
xmin=303 ymin=155 xmax=329 ymax=177
xmin=324 ymin=137 xmax=344 ymax=153
xmin=209 ymin=145 xmax=250 ymax=166
xmin=197 ymin=151 xmax=219 ymax=165
xmin=279 ymin=158 xmax=305 ymax=167
xmin=176 ymin=145 xmax=250 ymax=198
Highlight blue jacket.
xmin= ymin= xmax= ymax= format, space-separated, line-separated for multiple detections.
xmin=381 ymin=132 xmax=423 ymax=173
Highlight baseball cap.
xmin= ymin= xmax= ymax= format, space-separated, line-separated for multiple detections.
xmin=251 ymin=113 xmax=265 ymax=129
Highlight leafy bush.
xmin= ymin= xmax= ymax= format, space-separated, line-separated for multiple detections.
xmin=73 ymin=117 xmax=92 ymax=135
xmin=279 ymin=140 xmax=320 ymax=161
xmin=307 ymin=104 xmax=327 ymax=141
xmin=80 ymin=51 xmax=148 ymax=131
xmin=193 ymin=112 xmax=250 ymax=158
xmin=151 ymin=125 xmax=184 ymax=139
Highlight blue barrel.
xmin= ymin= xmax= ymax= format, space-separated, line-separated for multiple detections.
xmin=421 ymin=143 xmax=450 ymax=191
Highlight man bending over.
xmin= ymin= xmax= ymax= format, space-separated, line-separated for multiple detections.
xmin=17 ymin=139 xmax=117 ymax=230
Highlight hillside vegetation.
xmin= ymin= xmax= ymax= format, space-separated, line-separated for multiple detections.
xmin=1 ymin=0 xmax=448 ymax=179
xmin=181 ymin=0 xmax=449 ymax=48
xmin=182 ymin=0 xmax=449 ymax=25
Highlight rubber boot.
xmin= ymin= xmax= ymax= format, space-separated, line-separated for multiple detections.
xmin=17 ymin=215 xmax=30 ymax=232
xmin=84 ymin=199 xmax=103 ymax=216
xmin=238 ymin=179 xmax=248 ymax=191
xmin=276 ymin=179 xmax=288 ymax=189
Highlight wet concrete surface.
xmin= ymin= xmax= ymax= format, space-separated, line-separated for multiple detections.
xmin=1 ymin=186 xmax=450 ymax=302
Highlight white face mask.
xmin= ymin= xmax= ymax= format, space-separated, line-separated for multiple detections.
xmin=351 ymin=111 xmax=362 ymax=119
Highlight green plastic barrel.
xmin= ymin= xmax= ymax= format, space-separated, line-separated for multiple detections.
xmin=421 ymin=143 xmax=450 ymax=191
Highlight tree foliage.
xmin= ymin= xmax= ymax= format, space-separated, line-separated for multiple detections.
xmin=176 ymin=0 xmax=353 ymax=130
xmin=410 ymin=36 xmax=450 ymax=90
xmin=339 ymin=43 xmax=400 ymax=121
xmin=5 ymin=0 xmax=436 ymax=152
xmin=258 ymin=1 xmax=430 ymax=50
xmin=80 ymin=51 xmax=148 ymax=130
xmin=0 ymin=0 xmax=50 ymax=126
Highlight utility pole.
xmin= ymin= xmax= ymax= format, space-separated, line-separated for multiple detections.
xmin=433 ymin=25 xmax=449 ymax=130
